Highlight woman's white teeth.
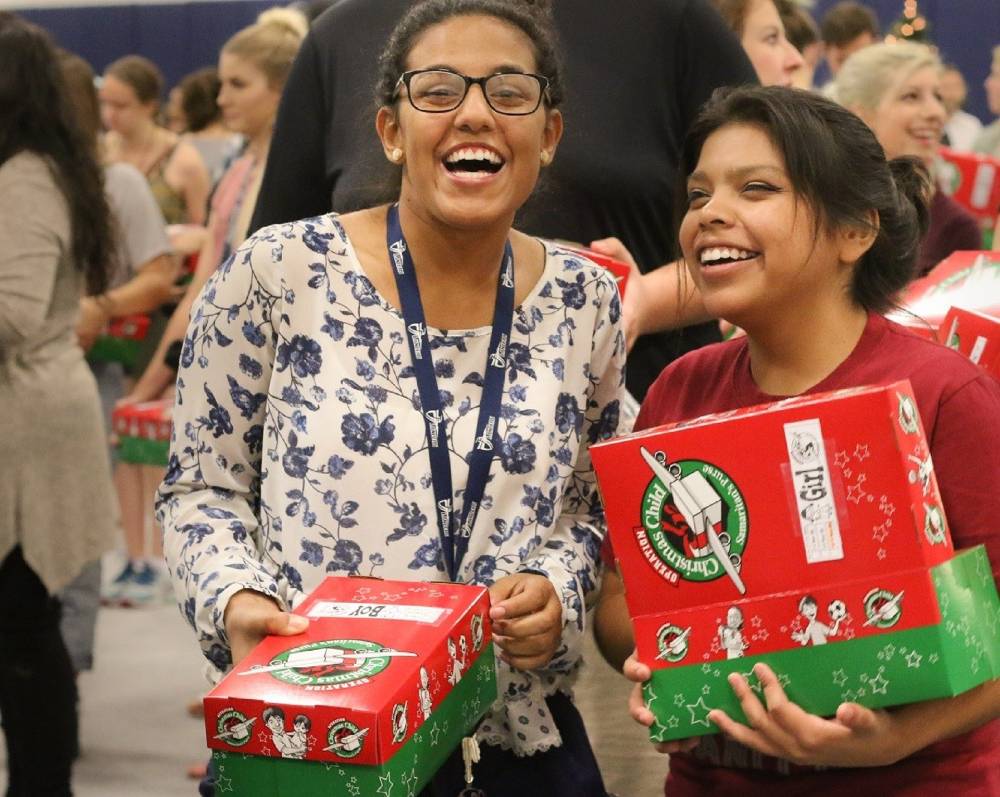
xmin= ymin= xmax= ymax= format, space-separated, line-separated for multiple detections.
xmin=700 ymin=247 xmax=758 ymax=264
xmin=445 ymin=148 xmax=503 ymax=165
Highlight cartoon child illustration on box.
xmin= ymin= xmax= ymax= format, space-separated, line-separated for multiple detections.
xmin=446 ymin=636 xmax=466 ymax=685
xmin=286 ymin=713 xmax=311 ymax=759
xmin=718 ymin=606 xmax=748 ymax=659
xmin=791 ymin=595 xmax=844 ymax=646
xmin=418 ymin=666 xmax=433 ymax=721
xmin=391 ymin=701 xmax=409 ymax=743
xmin=907 ymin=453 xmax=933 ymax=495
xmin=263 ymin=706 xmax=302 ymax=758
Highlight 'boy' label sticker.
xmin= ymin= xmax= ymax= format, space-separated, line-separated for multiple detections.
xmin=306 ymin=601 xmax=448 ymax=624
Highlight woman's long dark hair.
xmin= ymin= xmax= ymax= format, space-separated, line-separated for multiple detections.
xmin=0 ymin=13 xmax=114 ymax=295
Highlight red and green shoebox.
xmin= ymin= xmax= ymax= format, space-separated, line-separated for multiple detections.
xmin=890 ymin=250 xmax=1000 ymax=339
xmin=938 ymin=147 xmax=1000 ymax=238
xmin=941 ymin=306 xmax=1000 ymax=379
xmin=111 ymin=399 xmax=172 ymax=466
xmin=87 ymin=314 xmax=151 ymax=369
xmin=591 ymin=381 xmax=1000 ymax=742
xmin=204 ymin=577 xmax=498 ymax=796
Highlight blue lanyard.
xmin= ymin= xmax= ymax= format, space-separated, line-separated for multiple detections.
xmin=386 ymin=204 xmax=514 ymax=582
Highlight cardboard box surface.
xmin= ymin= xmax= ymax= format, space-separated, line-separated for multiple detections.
xmin=112 ymin=399 xmax=172 ymax=466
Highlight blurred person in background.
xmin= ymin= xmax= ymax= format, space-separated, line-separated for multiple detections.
xmin=973 ymin=46 xmax=1000 ymax=160
xmin=834 ymin=42 xmax=982 ymax=275
xmin=777 ymin=0 xmax=822 ymax=90
xmin=166 ymin=67 xmax=243 ymax=186
xmin=59 ymin=51 xmax=178 ymax=619
xmin=820 ymin=0 xmax=878 ymax=88
xmin=101 ymin=54 xmax=211 ymax=226
xmin=711 ymin=0 xmax=805 ymax=88
xmin=0 ymin=13 xmax=118 ymax=795
xmin=940 ymin=62 xmax=983 ymax=153
xmin=125 ymin=7 xmax=307 ymax=409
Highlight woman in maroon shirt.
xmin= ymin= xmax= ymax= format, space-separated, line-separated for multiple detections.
xmin=594 ymin=85 xmax=1000 ymax=795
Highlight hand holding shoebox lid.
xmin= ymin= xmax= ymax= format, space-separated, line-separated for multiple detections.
xmin=204 ymin=576 xmax=497 ymax=795
xmin=941 ymin=306 xmax=1000 ymax=379
xmin=111 ymin=399 xmax=172 ymax=466
xmin=591 ymin=381 xmax=1000 ymax=741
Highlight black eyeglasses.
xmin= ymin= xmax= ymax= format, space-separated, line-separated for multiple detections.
xmin=394 ymin=69 xmax=550 ymax=116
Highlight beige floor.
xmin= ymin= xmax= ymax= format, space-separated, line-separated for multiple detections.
xmin=0 ymin=579 xmax=668 ymax=796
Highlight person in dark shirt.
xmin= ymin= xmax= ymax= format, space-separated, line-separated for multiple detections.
xmin=250 ymin=0 xmax=757 ymax=399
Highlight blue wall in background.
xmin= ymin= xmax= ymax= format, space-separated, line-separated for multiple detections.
xmin=812 ymin=0 xmax=999 ymax=124
xmin=18 ymin=1 xmax=276 ymax=92
xmin=14 ymin=0 xmax=1000 ymax=122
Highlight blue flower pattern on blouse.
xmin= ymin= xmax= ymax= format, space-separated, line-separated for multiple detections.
xmin=156 ymin=214 xmax=626 ymax=754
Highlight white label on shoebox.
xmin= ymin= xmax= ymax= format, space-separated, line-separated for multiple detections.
xmin=306 ymin=601 xmax=448 ymax=624
xmin=970 ymin=336 xmax=988 ymax=365
xmin=784 ymin=419 xmax=843 ymax=563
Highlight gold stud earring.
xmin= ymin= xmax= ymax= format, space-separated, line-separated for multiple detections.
xmin=390 ymin=148 xmax=404 ymax=163
xmin=540 ymin=151 xmax=551 ymax=165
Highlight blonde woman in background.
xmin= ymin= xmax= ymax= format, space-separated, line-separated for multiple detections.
xmin=127 ymin=7 xmax=307 ymax=407
xmin=833 ymin=42 xmax=982 ymax=275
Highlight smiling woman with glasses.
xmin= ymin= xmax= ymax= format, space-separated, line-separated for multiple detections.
xmin=158 ymin=1 xmax=623 ymax=796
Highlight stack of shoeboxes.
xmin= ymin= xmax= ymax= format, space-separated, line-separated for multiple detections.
xmin=592 ymin=381 xmax=1000 ymax=742
xmin=204 ymin=577 xmax=498 ymax=795
xmin=111 ymin=399 xmax=172 ymax=466
xmin=87 ymin=314 xmax=151 ymax=369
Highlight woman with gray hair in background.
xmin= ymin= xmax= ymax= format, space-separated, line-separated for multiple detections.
xmin=832 ymin=41 xmax=982 ymax=275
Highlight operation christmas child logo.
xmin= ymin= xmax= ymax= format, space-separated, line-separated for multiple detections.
xmin=244 ymin=639 xmax=416 ymax=689
xmin=636 ymin=447 xmax=749 ymax=593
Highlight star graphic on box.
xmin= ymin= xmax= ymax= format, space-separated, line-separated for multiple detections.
xmin=905 ymin=650 xmax=923 ymax=668
xmin=832 ymin=668 xmax=848 ymax=687
xmin=257 ymin=731 xmax=270 ymax=746
xmin=872 ymin=524 xmax=889 ymax=543
xmin=846 ymin=481 xmax=868 ymax=504
xmin=877 ymin=548 xmax=887 ymax=560
xmin=215 ymin=774 xmax=233 ymax=793
xmin=753 ymin=628 xmax=770 ymax=642
xmin=701 ymin=684 xmax=712 ymax=696
xmin=667 ymin=715 xmax=680 ymax=729
xmin=347 ymin=780 xmax=361 ymax=796
xmin=853 ymin=444 xmax=870 ymax=461
xmin=686 ymin=697 xmax=713 ymax=727
xmin=401 ymin=768 xmax=419 ymax=797
xmin=429 ymin=724 xmax=442 ymax=747
xmin=834 ymin=450 xmax=850 ymax=469
xmin=674 ymin=693 xmax=686 ymax=707
xmin=869 ymin=672 xmax=890 ymax=695
xmin=751 ymin=615 xmax=764 ymax=629
xmin=777 ymin=672 xmax=791 ymax=689
xmin=377 ymin=771 xmax=395 ymax=797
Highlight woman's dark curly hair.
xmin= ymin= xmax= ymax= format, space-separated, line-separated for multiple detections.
xmin=375 ymin=0 xmax=563 ymax=110
xmin=677 ymin=85 xmax=930 ymax=313
xmin=0 ymin=13 xmax=115 ymax=295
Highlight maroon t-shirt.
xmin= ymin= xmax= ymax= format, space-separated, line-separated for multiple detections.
xmin=917 ymin=191 xmax=983 ymax=277
xmin=626 ymin=313 xmax=1000 ymax=795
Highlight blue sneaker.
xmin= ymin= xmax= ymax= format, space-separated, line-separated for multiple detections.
xmin=119 ymin=562 xmax=160 ymax=607
xmin=101 ymin=561 xmax=136 ymax=605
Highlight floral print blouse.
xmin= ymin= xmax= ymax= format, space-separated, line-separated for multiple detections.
xmin=157 ymin=213 xmax=626 ymax=754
